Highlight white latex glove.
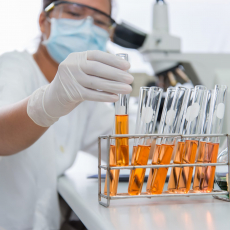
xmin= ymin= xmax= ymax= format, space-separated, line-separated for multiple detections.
xmin=27 ymin=50 xmax=133 ymax=127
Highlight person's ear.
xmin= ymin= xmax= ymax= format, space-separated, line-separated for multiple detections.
xmin=39 ymin=12 xmax=47 ymax=34
xmin=39 ymin=12 xmax=51 ymax=39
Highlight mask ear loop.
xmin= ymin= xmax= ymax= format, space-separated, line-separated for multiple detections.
xmin=41 ymin=15 xmax=53 ymax=54
xmin=42 ymin=15 xmax=52 ymax=42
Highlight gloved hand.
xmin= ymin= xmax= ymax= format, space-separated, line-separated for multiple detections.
xmin=27 ymin=50 xmax=133 ymax=127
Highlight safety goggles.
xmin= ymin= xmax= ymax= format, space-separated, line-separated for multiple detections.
xmin=44 ymin=1 xmax=116 ymax=32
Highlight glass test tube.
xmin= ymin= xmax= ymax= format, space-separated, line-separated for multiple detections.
xmin=115 ymin=53 xmax=130 ymax=166
xmin=104 ymin=53 xmax=130 ymax=196
xmin=131 ymin=87 xmax=153 ymax=159
xmin=104 ymin=139 xmax=119 ymax=196
xmin=167 ymin=86 xmax=208 ymax=193
xmin=128 ymin=87 xmax=163 ymax=195
xmin=146 ymin=87 xmax=189 ymax=195
xmin=193 ymin=85 xmax=228 ymax=193
xmin=190 ymin=89 xmax=213 ymax=194
xmin=115 ymin=93 xmax=129 ymax=166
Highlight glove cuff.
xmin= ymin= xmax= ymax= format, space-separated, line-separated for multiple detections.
xmin=27 ymin=85 xmax=59 ymax=127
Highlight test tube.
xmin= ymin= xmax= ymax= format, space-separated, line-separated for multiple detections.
xmin=104 ymin=53 xmax=130 ymax=196
xmin=128 ymin=87 xmax=163 ymax=195
xmin=129 ymin=87 xmax=152 ymax=189
xmin=115 ymin=93 xmax=129 ymax=166
xmin=193 ymin=85 xmax=228 ymax=193
xmin=104 ymin=139 xmax=119 ymax=196
xmin=146 ymin=87 xmax=189 ymax=195
xmin=115 ymin=53 xmax=130 ymax=166
xmin=167 ymin=86 xmax=207 ymax=193
xmin=131 ymin=87 xmax=155 ymax=158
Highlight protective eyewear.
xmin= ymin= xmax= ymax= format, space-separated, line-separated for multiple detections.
xmin=45 ymin=1 xmax=116 ymax=31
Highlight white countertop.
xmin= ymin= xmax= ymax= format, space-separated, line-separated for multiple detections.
xmin=58 ymin=151 xmax=230 ymax=230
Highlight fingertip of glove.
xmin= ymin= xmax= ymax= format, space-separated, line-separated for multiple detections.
xmin=118 ymin=60 xmax=131 ymax=71
xmin=117 ymin=84 xmax=133 ymax=95
xmin=126 ymin=85 xmax=133 ymax=94
xmin=126 ymin=74 xmax=134 ymax=84
xmin=110 ymin=94 xmax=119 ymax=102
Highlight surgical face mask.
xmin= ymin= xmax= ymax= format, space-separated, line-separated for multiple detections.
xmin=42 ymin=17 xmax=109 ymax=63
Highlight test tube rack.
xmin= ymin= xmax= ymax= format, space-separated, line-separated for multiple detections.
xmin=98 ymin=134 xmax=230 ymax=207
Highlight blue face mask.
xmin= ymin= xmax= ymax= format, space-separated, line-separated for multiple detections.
xmin=43 ymin=17 xmax=109 ymax=63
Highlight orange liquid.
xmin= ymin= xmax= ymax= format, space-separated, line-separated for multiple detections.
xmin=104 ymin=145 xmax=120 ymax=196
xmin=167 ymin=142 xmax=185 ymax=193
xmin=193 ymin=142 xmax=219 ymax=193
xmin=147 ymin=144 xmax=174 ymax=194
xmin=177 ymin=140 xmax=198 ymax=193
xmin=193 ymin=141 xmax=206 ymax=192
xmin=128 ymin=145 xmax=151 ymax=195
xmin=131 ymin=146 xmax=137 ymax=164
xmin=115 ymin=115 xmax=129 ymax=166
xmin=146 ymin=144 xmax=161 ymax=193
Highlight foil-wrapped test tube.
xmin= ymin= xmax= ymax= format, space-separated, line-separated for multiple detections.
xmin=128 ymin=86 xmax=163 ymax=195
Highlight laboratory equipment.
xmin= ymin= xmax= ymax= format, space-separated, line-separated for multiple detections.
xmin=215 ymin=148 xmax=228 ymax=191
xmin=104 ymin=140 xmax=119 ymax=196
xmin=131 ymin=87 xmax=150 ymax=156
xmin=167 ymin=85 xmax=208 ymax=193
xmin=115 ymin=53 xmax=130 ymax=166
xmin=98 ymin=133 xmax=230 ymax=208
xmin=146 ymin=87 xmax=189 ymax=194
xmin=128 ymin=87 xmax=162 ymax=195
xmin=104 ymin=92 xmax=129 ymax=195
xmin=140 ymin=1 xmax=230 ymax=135
xmin=193 ymin=85 xmax=228 ymax=193
xmin=114 ymin=94 xmax=129 ymax=166
xmin=113 ymin=0 xmax=230 ymax=134
xmin=104 ymin=53 xmax=130 ymax=196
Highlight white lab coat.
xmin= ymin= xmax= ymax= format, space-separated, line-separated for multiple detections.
xmin=0 ymin=51 xmax=114 ymax=230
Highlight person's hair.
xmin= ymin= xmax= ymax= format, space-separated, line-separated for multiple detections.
xmin=43 ymin=0 xmax=112 ymax=15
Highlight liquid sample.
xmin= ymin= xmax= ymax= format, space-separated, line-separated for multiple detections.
xmin=147 ymin=144 xmax=174 ymax=194
xmin=177 ymin=140 xmax=198 ymax=193
xmin=128 ymin=145 xmax=151 ymax=195
xmin=104 ymin=145 xmax=120 ymax=196
xmin=146 ymin=144 xmax=161 ymax=193
xmin=193 ymin=142 xmax=206 ymax=192
xmin=193 ymin=142 xmax=219 ymax=193
xmin=115 ymin=115 xmax=129 ymax=166
xmin=131 ymin=145 xmax=137 ymax=165
xmin=167 ymin=142 xmax=185 ymax=193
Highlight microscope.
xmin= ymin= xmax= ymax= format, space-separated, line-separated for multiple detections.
xmin=113 ymin=0 xmax=230 ymax=134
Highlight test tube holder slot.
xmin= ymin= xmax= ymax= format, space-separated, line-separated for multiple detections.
xmin=98 ymin=134 xmax=230 ymax=207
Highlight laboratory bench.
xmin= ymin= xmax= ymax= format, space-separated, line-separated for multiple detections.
xmin=58 ymin=151 xmax=230 ymax=230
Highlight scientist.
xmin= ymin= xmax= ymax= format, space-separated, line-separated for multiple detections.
xmin=0 ymin=0 xmax=133 ymax=229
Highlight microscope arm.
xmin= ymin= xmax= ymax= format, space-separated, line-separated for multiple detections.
xmin=142 ymin=52 xmax=230 ymax=89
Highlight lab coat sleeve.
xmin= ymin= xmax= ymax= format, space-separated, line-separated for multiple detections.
xmin=81 ymin=102 xmax=114 ymax=162
xmin=0 ymin=52 xmax=33 ymax=107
